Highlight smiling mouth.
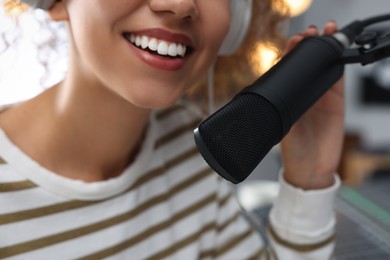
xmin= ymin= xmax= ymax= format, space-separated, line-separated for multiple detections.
xmin=123 ymin=33 xmax=192 ymax=58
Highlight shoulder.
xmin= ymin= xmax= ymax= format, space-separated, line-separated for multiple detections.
xmin=0 ymin=103 xmax=18 ymax=114
xmin=0 ymin=104 xmax=9 ymax=122
xmin=0 ymin=102 xmax=20 ymax=127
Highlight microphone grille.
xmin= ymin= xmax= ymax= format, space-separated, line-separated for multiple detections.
xmin=196 ymin=93 xmax=283 ymax=183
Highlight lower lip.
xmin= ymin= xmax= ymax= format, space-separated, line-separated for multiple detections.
xmin=126 ymin=40 xmax=188 ymax=71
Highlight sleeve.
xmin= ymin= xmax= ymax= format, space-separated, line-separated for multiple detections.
xmin=267 ymin=172 xmax=341 ymax=259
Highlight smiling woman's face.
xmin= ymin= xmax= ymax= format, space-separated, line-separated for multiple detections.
xmin=56 ymin=0 xmax=231 ymax=109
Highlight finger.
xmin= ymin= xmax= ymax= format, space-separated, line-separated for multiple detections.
xmin=284 ymin=33 xmax=304 ymax=54
xmin=323 ymin=20 xmax=338 ymax=35
xmin=303 ymin=25 xmax=320 ymax=37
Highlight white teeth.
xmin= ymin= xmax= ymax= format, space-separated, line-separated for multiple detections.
xmin=135 ymin=36 xmax=142 ymax=47
xmin=177 ymin=44 xmax=185 ymax=57
xmin=130 ymin=34 xmax=136 ymax=43
xmin=157 ymin=41 xmax=168 ymax=55
xmin=126 ymin=34 xmax=187 ymax=57
xmin=149 ymin=38 xmax=158 ymax=51
xmin=168 ymin=43 xmax=178 ymax=56
xmin=141 ymin=36 xmax=149 ymax=49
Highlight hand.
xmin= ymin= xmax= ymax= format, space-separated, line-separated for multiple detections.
xmin=280 ymin=21 xmax=345 ymax=190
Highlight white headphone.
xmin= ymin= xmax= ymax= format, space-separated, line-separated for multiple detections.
xmin=219 ymin=0 xmax=253 ymax=56
xmin=19 ymin=0 xmax=253 ymax=56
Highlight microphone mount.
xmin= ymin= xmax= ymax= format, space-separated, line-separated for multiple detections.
xmin=338 ymin=14 xmax=390 ymax=65
xmin=341 ymin=32 xmax=390 ymax=65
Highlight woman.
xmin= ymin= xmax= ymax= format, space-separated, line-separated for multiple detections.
xmin=0 ymin=0 xmax=343 ymax=259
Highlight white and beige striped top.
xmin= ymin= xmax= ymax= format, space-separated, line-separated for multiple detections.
xmin=0 ymin=103 xmax=338 ymax=259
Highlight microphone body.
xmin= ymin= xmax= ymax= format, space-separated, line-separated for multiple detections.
xmin=194 ymin=35 xmax=345 ymax=184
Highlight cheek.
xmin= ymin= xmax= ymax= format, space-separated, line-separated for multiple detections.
xmin=201 ymin=1 xmax=231 ymax=52
xmin=189 ymin=7 xmax=230 ymax=83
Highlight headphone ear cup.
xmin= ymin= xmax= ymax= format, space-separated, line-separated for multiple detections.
xmin=218 ymin=0 xmax=253 ymax=56
xmin=18 ymin=0 xmax=56 ymax=10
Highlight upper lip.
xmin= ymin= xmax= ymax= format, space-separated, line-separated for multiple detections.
xmin=124 ymin=28 xmax=195 ymax=49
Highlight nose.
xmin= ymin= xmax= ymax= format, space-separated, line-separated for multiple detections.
xmin=149 ymin=0 xmax=199 ymax=21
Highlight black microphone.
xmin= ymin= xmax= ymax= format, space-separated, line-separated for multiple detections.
xmin=194 ymin=35 xmax=345 ymax=184
xmin=192 ymin=12 xmax=390 ymax=184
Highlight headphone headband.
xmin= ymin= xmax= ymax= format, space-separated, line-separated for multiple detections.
xmin=219 ymin=0 xmax=253 ymax=56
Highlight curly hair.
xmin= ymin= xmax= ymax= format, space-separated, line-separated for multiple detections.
xmin=1 ymin=0 xmax=288 ymax=105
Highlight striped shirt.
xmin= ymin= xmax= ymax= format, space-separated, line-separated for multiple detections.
xmin=0 ymin=104 xmax=265 ymax=259
xmin=0 ymin=103 xmax=338 ymax=259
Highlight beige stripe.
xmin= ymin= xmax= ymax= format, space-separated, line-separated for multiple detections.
xmin=155 ymin=119 xmax=201 ymax=149
xmin=126 ymin=147 xmax=200 ymax=192
xmin=128 ymin=147 xmax=199 ymax=191
xmin=194 ymin=248 xmax=215 ymax=259
xmin=100 ymin=194 xmax=237 ymax=260
xmin=218 ymin=191 xmax=233 ymax=208
xmin=80 ymin=193 xmax=217 ymax=260
xmin=268 ymin=245 xmax=278 ymax=260
xmin=0 ymin=147 xmax=199 ymax=225
xmin=161 ymin=147 xmax=199 ymax=172
xmin=0 ymin=181 xmax=37 ymax=192
xmin=198 ymin=211 xmax=241 ymax=259
xmin=247 ymin=248 xmax=266 ymax=260
xmin=268 ymin=223 xmax=336 ymax=252
xmin=0 ymin=200 xmax=98 ymax=225
xmin=147 ymin=222 xmax=217 ymax=260
xmin=217 ymin=211 xmax=240 ymax=233
xmin=0 ymin=168 xmax=213 ymax=258
xmin=155 ymin=104 xmax=184 ymax=121
xmin=0 ymin=157 xmax=5 ymax=164
xmin=216 ymin=229 xmax=253 ymax=257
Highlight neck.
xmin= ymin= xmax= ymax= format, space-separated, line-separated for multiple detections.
xmin=0 ymin=80 xmax=151 ymax=182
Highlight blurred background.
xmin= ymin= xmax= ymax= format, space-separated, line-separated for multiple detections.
xmin=298 ymin=0 xmax=390 ymax=153
xmin=241 ymin=1 xmax=390 ymax=259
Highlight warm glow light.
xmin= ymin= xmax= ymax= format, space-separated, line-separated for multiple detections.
xmin=251 ymin=42 xmax=280 ymax=75
xmin=3 ymin=0 xmax=29 ymax=17
xmin=274 ymin=0 xmax=313 ymax=17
